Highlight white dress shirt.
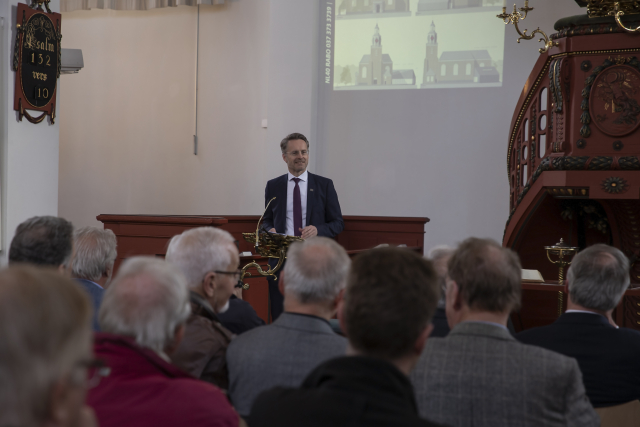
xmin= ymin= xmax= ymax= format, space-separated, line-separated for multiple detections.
xmin=285 ymin=170 xmax=308 ymax=236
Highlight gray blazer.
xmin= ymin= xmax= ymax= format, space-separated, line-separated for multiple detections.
xmin=227 ymin=312 xmax=347 ymax=416
xmin=410 ymin=322 xmax=599 ymax=427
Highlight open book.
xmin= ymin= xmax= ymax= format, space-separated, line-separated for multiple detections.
xmin=522 ymin=269 xmax=544 ymax=283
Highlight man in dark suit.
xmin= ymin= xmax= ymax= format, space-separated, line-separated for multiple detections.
xmin=71 ymin=226 xmax=118 ymax=331
xmin=517 ymin=244 xmax=640 ymax=408
xmin=262 ymin=133 xmax=344 ymax=319
xmin=249 ymin=247 xmax=447 ymax=427
xmin=426 ymin=245 xmax=453 ymax=337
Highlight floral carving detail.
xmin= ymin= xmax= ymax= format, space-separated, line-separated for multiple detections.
xmin=602 ymin=176 xmax=628 ymax=194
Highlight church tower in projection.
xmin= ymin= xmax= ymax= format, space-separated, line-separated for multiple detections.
xmin=359 ymin=24 xmax=393 ymax=85
xmin=422 ymin=21 xmax=438 ymax=86
xmin=371 ymin=24 xmax=383 ymax=85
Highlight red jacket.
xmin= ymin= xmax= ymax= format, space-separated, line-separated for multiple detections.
xmin=88 ymin=333 xmax=239 ymax=427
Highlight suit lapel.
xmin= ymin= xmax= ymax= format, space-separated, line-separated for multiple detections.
xmin=306 ymin=172 xmax=315 ymax=225
xmin=276 ymin=174 xmax=288 ymax=232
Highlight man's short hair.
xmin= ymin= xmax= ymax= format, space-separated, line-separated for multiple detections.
xmin=99 ymin=257 xmax=191 ymax=353
xmin=283 ymin=237 xmax=350 ymax=304
xmin=427 ymin=245 xmax=454 ymax=308
xmin=0 ymin=266 xmax=92 ymax=426
xmin=345 ymin=247 xmax=439 ymax=360
xmin=567 ymin=244 xmax=630 ymax=311
xmin=9 ymin=216 xmax=74 ymax=267
xmin=72 ymin=226 xmax=118 ymax=282
xmin=280 ymin=133 xmax=310 ymax=154
xmin=165 ymin=227 xmax=237 ymax=289
xmin=448 ymin=237 xmax=522 ymax=313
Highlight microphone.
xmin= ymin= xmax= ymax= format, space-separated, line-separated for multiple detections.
xmin=256 ymin=197 xmax=276 ymax=252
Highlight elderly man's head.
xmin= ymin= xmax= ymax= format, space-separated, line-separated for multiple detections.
xmin=341 ymin=248 xmax=439 ymax=367
xmin=281 ymin=237 xmax=350 ymax=317
xmin=99 ymin=257 xmax=191 ymax=355
xmin=0 ymin=266 xmax=94 ymax=427
xmin=427 ymin=245 xmax=454 ymax=309
xmin=9 ymin=216 xmax=74 ymax=274
xmin=567 ymin=244 xmax=630 ymax=312
xmin=165 ymin=227 xmax=239 ymax=314
xmin=446 ymin=238 xmax=521 ymax=326
xmin=72 ymin=226 xmax=118 ymax=288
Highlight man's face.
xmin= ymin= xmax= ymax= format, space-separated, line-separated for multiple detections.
xmin=282 ymin=139 xmax=309 ymax=176
xmin=213 ymin=248 xmax=240 ymax=313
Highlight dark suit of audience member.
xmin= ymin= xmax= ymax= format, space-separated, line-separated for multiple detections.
xmin=228 ymin=238 xmax=349 ymax=417
xmin=75 ymin=278 xmax=104 ymax=331
xmin=429 ymin=307 xmax=450 ymax=337
xmin=171 ymin=291 xmax=233 ymax=389
xmin=411 ymin=238 xmax=598 ymax=427
xmin=262 ymin=133 xmax=344 ymax=320
xmin=165 ymin=227 xmax=241 ymax=390
xmin=249 ymin=247 xmax=447 ymax=427
xmin=217 ymin=294 xmax=265 ymax=334
xmin=517 ymin=244 xmax=640 ymax=408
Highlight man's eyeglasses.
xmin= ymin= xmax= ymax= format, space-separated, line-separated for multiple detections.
xmin=285 ymin=150 xmax=309 ymax=156
xmin=77 ymin=358 xmax=111 ymax=389
xmin=214 ymin=270 xmax=242 ymax=279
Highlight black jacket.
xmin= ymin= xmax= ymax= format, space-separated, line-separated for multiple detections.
xmin=517 ymin=312 xmax=640 ymax=407
xmin=218 ymin=295 xmax=265 ymax=335
xmin=248 ymin=356 xmax=448 ymax=427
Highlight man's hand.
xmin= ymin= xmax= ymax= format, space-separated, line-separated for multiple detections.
xmin=269 ymin=228 xmax=276 ymax=233
xmin=299 ymin=225 xmax=318 ymax=239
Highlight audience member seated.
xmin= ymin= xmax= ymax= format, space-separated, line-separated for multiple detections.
xmin=88 ymin=257 xmax=239 ymax=427
xmin=228 ymin=237 xmax=349 ymax=417
xmin=71 ymin=226 xmax=118 ymax=331
xmin=165 ymin=227 xmax=238 ymax=389
xmin=9 ymin=215 xmax=74 ymax=274
xmin=0 ymin=266 xmax=97 ymax=427
xmin=410 ymin=237 xmax=599 ymax=427
xmin=427 ymin=245 xmax=453 ymax=337
xmin=517 ymin=244 xmax=640 ymax=408
xmin=248 ymin=247 xmax=447 ymax=427
xmin=218 ymin=294 xmax=266 ymax=334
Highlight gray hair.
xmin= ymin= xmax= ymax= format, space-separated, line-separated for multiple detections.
xmin=0 ymin=266 xmax=92 ymax=427
xmin=427 ymin=245 xmax=454 ymax=309
xmin=165 ymin=227 xmax=238 ymax=290
xmin=72 ymin=226 xmax=118 ymax=282
xmin=99 ymin=257 xmax=191 ymax=353
xmin=9 ymin=216 xmax=74 ymax=268
xmin=283 ymin=237 xmax=350 ymax=304
xmin=567 ymin=244 xmax=630 ymax=311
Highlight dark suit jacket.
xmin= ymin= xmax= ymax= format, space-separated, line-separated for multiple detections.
xmin=429 ymin=307 xmax=450 ymax=337
xmin=217 ymin=295 xmax=265 ymax=335
xmin=75 ymin=278 xmax=104 ymax=331
xmin=517 ymin=312 xmax=640 ymax=408
xmin=262 ymin=172 xmax=344 ymax=238
xmin=249 ymin=356 xmax=447 ymax=427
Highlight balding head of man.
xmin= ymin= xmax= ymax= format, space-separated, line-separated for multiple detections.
xmin=446 ymin=237 xmax=522 ymax=328
xmin=280 ymin=237 xmax=350 ymax=320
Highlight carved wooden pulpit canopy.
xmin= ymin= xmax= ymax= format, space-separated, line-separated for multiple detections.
xmin=502 ymin=1 xmax=640 ymax=285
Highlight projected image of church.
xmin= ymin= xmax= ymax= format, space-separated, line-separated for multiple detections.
xmin=421 ymin=21 xmax=500 ymax=87
xmin=356 ymin=24 xmax=416 ymax=88
xmin=337 ymin=0 xmax=411 ymax=19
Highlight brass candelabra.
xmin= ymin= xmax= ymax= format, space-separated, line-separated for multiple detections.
xmin=544 ymin=239 xmax=579 ymax=285
xmin=497 ymin=1 xmax=559 ymax=53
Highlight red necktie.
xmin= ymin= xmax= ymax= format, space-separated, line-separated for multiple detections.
xmin=293 ymin=178 xmax=302 ymax=237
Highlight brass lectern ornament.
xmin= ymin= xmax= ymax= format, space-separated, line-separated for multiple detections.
xmin=544 ymin=239 xmax=579 ymax=285
xmin=497 ymin=1 xmax=559 ymax=54
xmin=237 ymin=197 xmax=303 ymax=291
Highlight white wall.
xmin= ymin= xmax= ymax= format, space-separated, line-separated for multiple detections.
xmin=0 ymin=0 xmax=61 ymax=263
xmin=59 ymin=0 xmax=585 ymax=250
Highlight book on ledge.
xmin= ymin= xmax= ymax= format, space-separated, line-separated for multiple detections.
xmin=522 ymin=269 xmax=544 ymax=283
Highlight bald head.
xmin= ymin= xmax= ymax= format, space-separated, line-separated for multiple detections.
xmin=448 ymin=237 xmax=522 ymax=313
xmin=283 ymin=237 xmax=350 ymax=305
xmin=99 ymin=257 xmax=191 ymax=353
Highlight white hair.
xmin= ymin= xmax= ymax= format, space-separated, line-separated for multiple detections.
xmin=99 ymin=257 xmax=191 ymax=353
xmin=72 ymin=226 xmax=118 ymax=282
xmin=283 ymin=237 xmax=350 ymax=304
xmin=165 ymin=227 xmax=238 ymax=289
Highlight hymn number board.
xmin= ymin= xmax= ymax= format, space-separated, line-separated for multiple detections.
xmin=13 ymin=2 xmax=61 ymax=124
